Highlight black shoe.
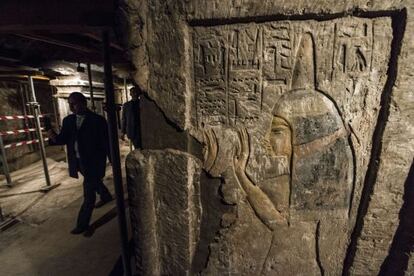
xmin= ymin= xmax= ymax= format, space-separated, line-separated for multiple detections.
xmin=70 ymin=227 xmax=87 ymax=235
xmin=83 ymin=226 xmax=95 ymax=237
xmin=95 ymin=197 xmax=113 ymax=208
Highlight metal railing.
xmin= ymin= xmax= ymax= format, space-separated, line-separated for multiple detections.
xmin=0 ymin=113 xmax=50 ymax=187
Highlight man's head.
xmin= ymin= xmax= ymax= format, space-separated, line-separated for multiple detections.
xmin=68 ymin=92 xmax=88 ymax=115
xmin=129 ymin=86 xmax=142 ymax=100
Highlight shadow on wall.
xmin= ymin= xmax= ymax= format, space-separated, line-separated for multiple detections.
xmin=379 ymin=158 xmax=414 ymax=275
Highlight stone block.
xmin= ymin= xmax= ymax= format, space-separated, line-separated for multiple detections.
xmin=126 ymin=149 xmax=202 ymax=275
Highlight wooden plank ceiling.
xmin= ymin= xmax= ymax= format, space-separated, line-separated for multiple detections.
xmin=0 ymin=0 xmax=129 ymax=74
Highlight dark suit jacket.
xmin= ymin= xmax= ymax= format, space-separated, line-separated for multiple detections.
xmin=121 ymin=99 xmax=141 ymax=145
xmin=50 ymin=110 xmax=110 ymax=179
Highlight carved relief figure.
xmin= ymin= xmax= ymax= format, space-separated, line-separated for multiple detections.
xmin=202 ymin=32 xmax=354 ymax=275
xmin=233 ymin=128 xmax=286 ymax=230
xmin=226 ymin=32 xmax=354 ymax=228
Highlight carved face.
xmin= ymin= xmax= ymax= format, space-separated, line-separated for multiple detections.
xmin=269 ymin=116 xmax=292 ymax=160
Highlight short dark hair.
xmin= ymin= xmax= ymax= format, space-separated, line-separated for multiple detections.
xmin=68 ymin=92 xmax=87 ymax=105
xmin=130 ymin=86 xmax=142 ymax=95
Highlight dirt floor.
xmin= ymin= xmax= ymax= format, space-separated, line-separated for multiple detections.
xmin=0 ymin=143 xmax=133 ymax=276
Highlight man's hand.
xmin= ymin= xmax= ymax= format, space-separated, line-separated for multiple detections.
xmin=43 ymin=116 xmax=53 ymax=131
xmin=47 ymin=129 xmax=57 ymax=141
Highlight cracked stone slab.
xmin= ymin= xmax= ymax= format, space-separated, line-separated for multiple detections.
xmin=126 ymin=149 xmax=202 ymax=275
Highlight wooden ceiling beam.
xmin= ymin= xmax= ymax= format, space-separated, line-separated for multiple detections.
xmin=82 ymin=32 xmax=124 ymax=51
xmin=16 ymin=34 xmax=96 ymax=53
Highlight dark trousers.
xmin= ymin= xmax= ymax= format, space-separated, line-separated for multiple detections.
xmin=76 ymin=160 xmax=112 ymax=229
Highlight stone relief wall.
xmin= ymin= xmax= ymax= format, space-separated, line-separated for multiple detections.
xmin=121 ymin=1 xmax=414 ymax=275
xmin=192 ymin=17 xmax=391 ymax=275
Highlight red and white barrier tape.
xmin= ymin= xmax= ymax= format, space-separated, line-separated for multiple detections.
xmin=0 ymin=128 xmax=44 ymax=136
xmin=0 ymin=115 xmax=46 ymax=121
xmin=4 ymin=138 xmax=49 ymax=149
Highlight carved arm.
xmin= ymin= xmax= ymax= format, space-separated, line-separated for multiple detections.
xmin=233 ymin=128 xmax=286 ymax=231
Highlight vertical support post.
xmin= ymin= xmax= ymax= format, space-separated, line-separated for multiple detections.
xmin=28 ymin=76 xmax=51 ymax=187
xmin=24 ymin=84 xmax=35 ymax=151
xmin=20 ymin=83 xmax=32 ymax=152
xmin=87 ymin=63 xmax=96 ymax=112
xmin=121 ymin=78 xmax=126 ymax=105
xmin=123 ymin=78 xmax=133 ymax=152
xmin=102 ymin=30 xmax=131 ymax=276
xmin=117 ymin=103 xmax=122 ymax=130
xmin=19 ymin=83 xmax=29 ymax=128
xmin=24 ymin=84 xmax=32 ymax=116
xmin=50 ymin=86 xmax=60 ymax=128
xmin=124 ymin=79 xmax=129 ymax=102
xmin=123 ymin=77 xmax=128 ymax=103
xmin=0 ymin=135 xmax=12 ymax=186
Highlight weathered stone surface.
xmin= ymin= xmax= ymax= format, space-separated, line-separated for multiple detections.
xmin=191 ymin=171 xmax=233 ymax=274
xmin=379 ymin=161 xmax=414 ymax=275
xmin=121 ymin=1 xmax=414 ymax=275
xmin=126 ymin=149 xmax=202 ymax=275
xmin=139 ymin=94 xmax=203 ymax=158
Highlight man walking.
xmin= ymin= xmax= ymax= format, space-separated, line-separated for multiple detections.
xmin=48 ymin=92 xmax=113 ymax=234
xmin=121 ymin=86 xmax=142 ymax=149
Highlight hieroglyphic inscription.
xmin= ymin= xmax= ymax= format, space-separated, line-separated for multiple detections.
xmin=193 ymin=18 xmax=376 ymax=128
xmin=333 ymin=21 xmax=373 ymax=77
xmin=193 ymin=31 xmax=227 ymax=125
xmin=228 ymin=25 xmax=262 ymax=125
xmin=193 ymin=26 xmax=263 ymax=126
xmin=263 ymin=23 xmax=293 ymax=85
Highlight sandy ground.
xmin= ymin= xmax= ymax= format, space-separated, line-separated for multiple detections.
xmin=0 ymin=143 xmax=133 ymax=276
xmin=0 ymin=158 xmax=115 ymax=225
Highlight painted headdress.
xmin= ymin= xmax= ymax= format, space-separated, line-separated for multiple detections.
xmin=272 ymin=33 xmax=354 ymax=215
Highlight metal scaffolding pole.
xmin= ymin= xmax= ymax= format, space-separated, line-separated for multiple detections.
xmin=0 ymin=135 xmax=12 ymax=186
xmin=123 ymin=77 xmax=128 ymax=103
xmin=19 ymin=83 xmax=29 ymax=129
xmin=122 ymin=78 xmax=126 ymax=105
xmin=24 ymin=84 xmax=36 ymax=151
xmin=28 ymin=76 xmax=51 ymax=187
xmin=102 ymin=30 xmax=131 ymax=276
xmin=122 ymin=78 xmax=133 ymax=151
xmin=87 ymin=63 xmax=96 ymax=112
xmin=50 ymin=86 xmax=60 ymax=128
xmin=123 ymin=78 xmax=133 ymax=152
xmin=124 ymin=79 xmax=129 ymax=102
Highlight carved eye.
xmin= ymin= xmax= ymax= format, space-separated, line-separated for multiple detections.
xmin=271 ymin=117 xmax=290 ymax=136
xmin=272 ymin=127 xmax=287 ymax=135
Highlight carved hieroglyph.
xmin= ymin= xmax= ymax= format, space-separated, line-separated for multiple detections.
xmin=194 ymin=16 xmax=392 ymax=275
xmin=193 ymin=18 xmax=389 ymax=129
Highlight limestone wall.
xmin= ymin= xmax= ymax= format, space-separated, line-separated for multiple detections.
xmin=121 ymin=1 xmax=414 ymax=275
